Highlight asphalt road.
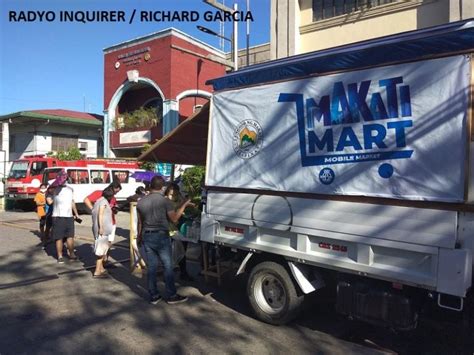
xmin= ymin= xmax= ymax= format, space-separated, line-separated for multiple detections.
xmin=0 ymin=210 xmax=473 ymax=354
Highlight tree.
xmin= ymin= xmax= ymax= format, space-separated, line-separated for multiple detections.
xmin=182 ymin=166 xmax=205 ymax=201
xmin=47 ymin=147 xmax=83 ymax=161
xmin=115 ymin=107 xmax=160 ymax=130
xmin=138 ymin=144 xmax=156 ymax=171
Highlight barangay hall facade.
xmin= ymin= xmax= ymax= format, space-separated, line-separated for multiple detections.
xmin=102 ymin=28 xmax=228 ymax=158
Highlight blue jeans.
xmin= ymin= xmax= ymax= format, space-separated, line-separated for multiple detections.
xmin=143 ymin=231 xmax=176 ymax=298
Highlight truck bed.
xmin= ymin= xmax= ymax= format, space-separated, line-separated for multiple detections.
xmin=202 ymin=191 xmax=471 ymax=296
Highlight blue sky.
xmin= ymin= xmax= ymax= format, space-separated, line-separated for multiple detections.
xmin=0 ymin=0 xmax=270 ymax=115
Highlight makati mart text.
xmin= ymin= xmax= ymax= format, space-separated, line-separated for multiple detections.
xmin=278 ymin=76 xmax=414 ymax=166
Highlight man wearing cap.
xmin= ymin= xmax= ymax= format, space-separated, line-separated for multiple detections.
xmin=46 ymin=170 xmax=80 ymax=263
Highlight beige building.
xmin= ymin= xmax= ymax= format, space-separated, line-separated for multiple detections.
xmin=233 ymin=43 xmax=271 ymax=68
xmin=271 ymin=0 xmax=474 ymax=59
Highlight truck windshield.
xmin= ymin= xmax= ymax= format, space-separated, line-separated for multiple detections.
xmin=8 ymin=161 xmax=29 ymax=179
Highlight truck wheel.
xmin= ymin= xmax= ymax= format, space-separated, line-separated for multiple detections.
xmin=247 ymin=261 xmax=303 ymax=325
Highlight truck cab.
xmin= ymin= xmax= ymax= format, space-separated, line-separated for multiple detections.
xmin=6 ymin=156 xmax=57 ymax=205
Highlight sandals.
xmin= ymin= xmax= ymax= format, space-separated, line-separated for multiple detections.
xmin=93 ymin=273 xmax=108 ymax=279
xmin=93 ymin=270 xmax=109 ymax=278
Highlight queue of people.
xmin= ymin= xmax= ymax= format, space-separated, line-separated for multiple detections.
xmin=34 ymin=171 xmax=200 ymax=305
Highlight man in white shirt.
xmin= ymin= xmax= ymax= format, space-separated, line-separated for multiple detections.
xmin=46 ymin=171 xmax=80 ymax=263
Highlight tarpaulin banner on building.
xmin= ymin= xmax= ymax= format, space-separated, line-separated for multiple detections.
xmin=207 ymin=56 xmax=470 ymax=202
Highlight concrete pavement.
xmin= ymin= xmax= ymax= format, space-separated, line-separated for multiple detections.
xmin=0 ymin=210 xmax=472 ymax=354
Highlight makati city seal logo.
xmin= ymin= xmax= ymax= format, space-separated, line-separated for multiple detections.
xmin=232 ymin=119 xmax=263 ymax=159
xmin=319 ymin=167 xmax=335 ymax=185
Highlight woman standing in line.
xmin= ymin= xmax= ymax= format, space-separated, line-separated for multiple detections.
xmin=92 ymin=187 xmax=115 ymax=278
xmin=165 ymin=182 xmax=193 ymax=281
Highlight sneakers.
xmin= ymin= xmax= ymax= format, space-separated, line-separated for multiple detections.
xmin=167 ymin=294 xmax=188 ymax=304
xmin=149 ymin=295 xmax=162 ymax=305
xmin=57 ymin=257 xmax=64 ymax=264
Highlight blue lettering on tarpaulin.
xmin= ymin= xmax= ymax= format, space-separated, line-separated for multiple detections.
xmin=308 ymin=130 xmax=333 ymax=153
xmin=379 ymin=77 xmax=403 ymax=118
xmin=331 ymin=82 xmax=351 ymax=125
xmin=306 ymin=96 xmax=331 ymax=128
xmin=278 ymin=75 xmax=414 ymax=172
xmin=348 ymin=81 xmax=372 ymax=122
xmin=336 ymin=127 xmax=362 ymax=151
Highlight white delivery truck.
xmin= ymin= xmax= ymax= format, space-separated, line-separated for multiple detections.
xmin=141 ymin=19 xmax=474 ymax=329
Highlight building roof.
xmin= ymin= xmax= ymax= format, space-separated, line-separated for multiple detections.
xmin=0 ymin=109 xmax=103 ymax=126
xmin=103 ymin=27 xmax=225 ymax=58
xmin=208 ymin=18 xmax=474 ymax=91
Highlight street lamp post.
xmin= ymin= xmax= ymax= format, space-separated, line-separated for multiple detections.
xmin=196 ymin=25 xmax=236 ymax=71
xmin=202 ymin=0 xmax=239 ymax=71
xmin=197 ymin=25 xmax=231 ymax=44
xmin=246 ymin=0 xmax=250 ymax=66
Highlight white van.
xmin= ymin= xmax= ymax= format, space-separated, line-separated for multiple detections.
xmin=42 ymin=166 xmax=145 ymax=210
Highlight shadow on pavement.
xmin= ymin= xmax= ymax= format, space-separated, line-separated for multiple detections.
xmin=2 ymin=234 xmax=472 ymax=354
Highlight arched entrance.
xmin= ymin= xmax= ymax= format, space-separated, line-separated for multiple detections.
xmin=176 ymin=89 xmax=212 ymax=122
xmin=104 ymin=77 xmax=165 ymax=158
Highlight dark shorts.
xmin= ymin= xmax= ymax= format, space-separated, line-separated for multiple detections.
xmin=45 ymin=214 xmax=53 ymax=229
xmin=39 ymin=216 xmax=46 ymax=228
xmin=52 ymin=217 xmax=75 ymax=240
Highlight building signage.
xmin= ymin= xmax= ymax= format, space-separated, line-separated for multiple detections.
xmin=117 ymin=47 xmax=150 ymax=60
xmin=117 ymin=47 xmax=150 ymax=66
xmin=119 ymin=130 xmax=151 ymax=145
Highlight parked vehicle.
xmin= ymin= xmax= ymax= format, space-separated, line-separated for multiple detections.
xmin=140 ymin=20 xmax=474 ymax=329
xmin=6 ymin=155 xmax=140 ymax=203
xmin=42 ymin=166 xmax=145 ymax=211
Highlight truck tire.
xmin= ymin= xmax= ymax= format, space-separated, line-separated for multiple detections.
xmin=247 ymin=261 xmax=303 ymax=325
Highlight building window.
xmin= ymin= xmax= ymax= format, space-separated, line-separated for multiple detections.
xmin=313 ymin=0 xmax=396 ymax=21
xmin=51 ymin=134 xmax=78 ymax=152
xmin=78 ymin=141 xmax=88 ymax=152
